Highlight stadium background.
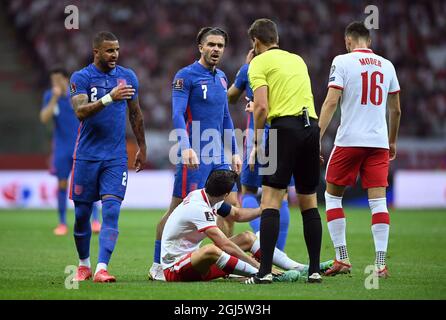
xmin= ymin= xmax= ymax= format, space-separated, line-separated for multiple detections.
xmin=0 ymin=0 xmax=445 ymax=301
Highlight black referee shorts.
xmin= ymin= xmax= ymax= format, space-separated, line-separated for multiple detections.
xmin=262 ymin=116 xmax=320 ymax=194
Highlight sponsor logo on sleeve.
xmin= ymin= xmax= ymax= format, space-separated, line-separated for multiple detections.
xmin=70 ymin=82 xmax=77 ymax=94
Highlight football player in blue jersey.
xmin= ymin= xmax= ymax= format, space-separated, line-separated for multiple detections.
xmin=149 ymin=27 xmax=242 ymax=280
xmin=69 ymin=31 xmax=147 ymax=283
xmin=227 ymin=51 xmax=293 ymax=251
xmin=40 ymin=67 xmax=101 ymax=236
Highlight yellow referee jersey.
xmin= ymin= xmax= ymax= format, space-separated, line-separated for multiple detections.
xmin=248 ymin=48 xmax=317 ymax=123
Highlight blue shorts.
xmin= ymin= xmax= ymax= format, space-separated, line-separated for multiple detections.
xmin=70 ymin=158 xmax=128 ymax=202
xmin=173 ymin=161 xmax=238 ymax=199
xmin=50 ymin=152 xmax=73 ymax=180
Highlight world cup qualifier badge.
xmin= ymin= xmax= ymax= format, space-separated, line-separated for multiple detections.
xmin=173 ymin=78 xmax=184 ymax=90
xmin=117 ymin=78 xmax=127 ymax=86
xmin=70 ymin=82 xmax=76 ymax=94
xmin=220 ymin=77 xmax=227 ymax=90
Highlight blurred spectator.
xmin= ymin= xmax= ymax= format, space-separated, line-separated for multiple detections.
xmin=6 ymin=0 xmax=446 ymax=167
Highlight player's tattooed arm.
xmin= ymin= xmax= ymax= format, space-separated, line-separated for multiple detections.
xmin=71 ymin=94 xmax=106 ymax=120
xmin=127 ymin=96 xmax=147 ymax=172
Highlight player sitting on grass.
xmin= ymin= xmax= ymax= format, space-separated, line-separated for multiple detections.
xmin=161 ymin=170 xmax=317 ymax=283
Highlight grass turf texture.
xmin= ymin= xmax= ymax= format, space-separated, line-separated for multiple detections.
xmin=0 ymin=208 xmax=445 ymax=300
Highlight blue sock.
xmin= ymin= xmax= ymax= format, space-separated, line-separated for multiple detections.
xmin=91 ymin=202 xmax=100 ymax=222
xmin=98 ymin=198 xmax=121 ymax=264
xmin=74 ymin=201 xmax=93 ymax=259
xmin=242 ymin=194 xmax=260 ymax=233
xmin=276 ymin=200 xmax=290 ymax=251
xmin=57 ymin=187 xmax=67 ymax=225
xmin=154 ymin=240 xmax=161 ymax=264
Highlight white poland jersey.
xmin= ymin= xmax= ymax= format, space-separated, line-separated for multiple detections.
xmin=328 ymin=48 xmax=400 ymax=149
xmin=161 ymin=189 xmax=218 ymax=269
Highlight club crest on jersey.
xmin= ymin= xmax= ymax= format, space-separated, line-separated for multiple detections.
xmin=204 ymin=211 xmax=215 ymax=222
xmin=173 ymin=78 xmax=184 ymax=90
xmin=219 ymin=77 xmax=227 ymax=90
xmin=70 ymin=82 xmax=77 ymax=94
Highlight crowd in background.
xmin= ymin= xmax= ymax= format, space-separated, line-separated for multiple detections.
xmin=6 ymin=0 xmax=446 ymax=168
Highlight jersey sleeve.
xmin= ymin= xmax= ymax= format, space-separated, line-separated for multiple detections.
xmin=171 ymin=69 xmax=192 ymax=151
xmin=41 ymin=90 xmax=52 ymax=110
xmin=327 ymin=56 xmax=345 ymax=90
xmin=127 ymin=69 xmax=139 ymax=100
xmin=248 ymin=58 xmax=267 ymax=91
xmin=234 ymin=64 xmax=248 ymax=91
xmin=388 ymin=63 xmax=400 ymax=94
xmin=190 ymin=205 xmax=218 ymax=232
xmin=70 ymin=71 xmax=89 ymax=97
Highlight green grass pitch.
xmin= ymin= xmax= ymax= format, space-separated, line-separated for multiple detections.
xmin=0 ymin=208 xmax=445 ymax=300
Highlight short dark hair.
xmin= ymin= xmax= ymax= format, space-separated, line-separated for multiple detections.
xmin=345 ymin=21 xmax=370 ymax=40
xmin=196 ymin=27 xmax=228 ymax=47
xmin=248 ymin=18 xmax=279 ymax=45
xmin=93 ymin=31 xmax=118 ymax=48
xmin=205 ymin=170 xmax=238 ymax=197
xmin=49 ymin=66 xmax=69 ymax=78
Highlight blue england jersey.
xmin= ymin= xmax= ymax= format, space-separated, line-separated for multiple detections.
xmin=172 ymin=61 xmax=237 ymax=160
xmin=69 ymin=63 xmax=139 ymax=161
xmin=41 ymin=89 xmax=79 ymax=156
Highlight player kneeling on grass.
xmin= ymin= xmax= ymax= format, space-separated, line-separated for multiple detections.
xmin=160 ymin=170 xmax=314 ymax=283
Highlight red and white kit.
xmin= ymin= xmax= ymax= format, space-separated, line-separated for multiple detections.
xmin=326 ymin=48 xmax=400 ymax=188
xmin=161 ymin=189 xmax=227 ymax=281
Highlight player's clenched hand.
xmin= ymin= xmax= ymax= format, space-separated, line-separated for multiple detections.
xmin=231 ymin=154 xmax=242 ymax=174
xmin=134 ymin=147 xmax=146 ymax=172
xmin=181 ymin=148 xmax=199 ymax=169
xmin=244 ymin=99 xmax=254 ymax=113
xmin=389 ymin=143 xmax=397 ymax=161
xmin=110 ymin=84 xmax=135 ymax=101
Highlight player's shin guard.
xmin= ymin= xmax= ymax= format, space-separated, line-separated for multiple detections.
xmin=369 ymin=198 xmax=390 ymax=266
xmin=258 ymin=208 xmax=280 ymax=277
xmin=277 ymin=200 xmax=290 ymax=251
xmin=98 ymin=198 xmax=121 ymax=264
xmin=74 ymin=201 xmax=94 ymax=259
xmin=242 ymin=194 xmax=260 ymax=233
xmin=325 ymin=192 xmax=349 ymax=261
xmin=301 ymin=208 xmax=322 ymax=275
xmin=216 ymin=252 xmax=258 ymax=277
xmin=57 ymin=187 xmax=68 ymax=225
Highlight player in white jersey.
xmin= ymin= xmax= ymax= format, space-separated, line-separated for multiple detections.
xmin=318 ymin=22 xmax=401 ymax=278
xmin=161 ymin=170 xmax=308 ymax=283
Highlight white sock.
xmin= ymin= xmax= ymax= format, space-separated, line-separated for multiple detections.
xmin=325 ymin=192 xmax=348 ymax=260
xmin=369 ymin=198 xmax=390 ymax=253
xmin=79 ymin=257 xmax=90 ymax=268
xmin=216 ymin=252 xmax=258 ymax=277
xmin=95 ymin=262 xmax=107 ymax=275
xmin=250 ymin=239 xmax=305 ymax=271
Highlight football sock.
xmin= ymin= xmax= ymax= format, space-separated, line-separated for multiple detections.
xmin=98 ymin=198 xmax=121 ymax=265
xmin=73 ymin=201 xmax=93 ymax=260
xmin=251 ymin=239 xmax=304 ymax=271
xmin=95 ymin=262 xmax=107 ymax=275
xmin=242 ymin=194 xmax=260 ymax=233
xmin=91 ymin=202 xmax=100 ymax=222
xmin=302 ymin=208 xmax=322 ymax=275
xmin=258 ymin=208 xmax=280 ymax=277
xmin=277 ymin=200 xmax=290 ymax=251
xmin=215 ymin=252 xmax=258 ymax=277
xmin=325 ymin=191 xmax=349 ymax=261
xmin=57 ymin=187 xmax=67 ymax=225
xmin=154 ymin=240 xmax=161 ymax=264
xmin=369 ymin=198 xmax=390 ymax=266
xmin=79 ymin=257 xmax=90 ymax=268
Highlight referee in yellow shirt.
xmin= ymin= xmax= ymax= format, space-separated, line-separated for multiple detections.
xmin=245 ymin=19 xmax=322 ymax=284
